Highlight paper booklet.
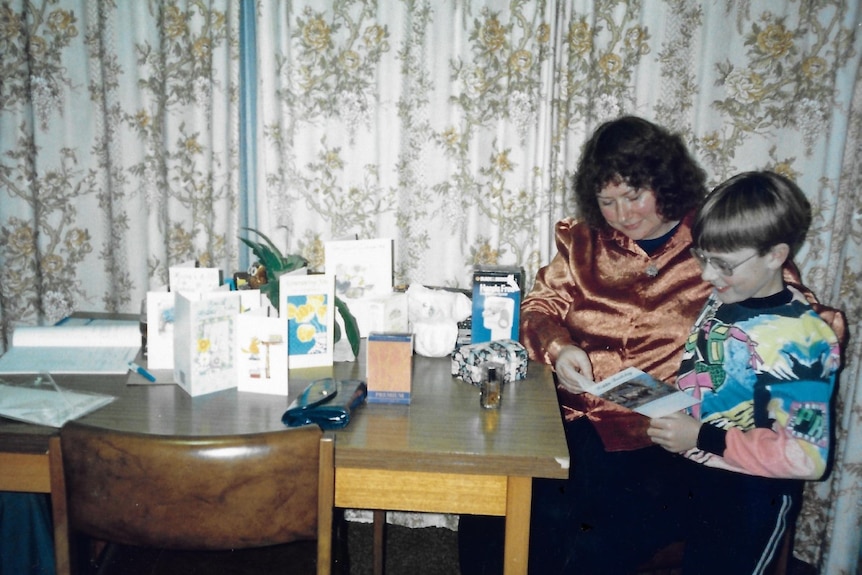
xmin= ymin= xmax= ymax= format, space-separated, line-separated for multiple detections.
xmin=147 ymin=262 xmax=224 ymax=371
xmin=173 ymin=291 xmax=240 ymax=397
xmin=0 ymin=318 xmax=140 ymax=374
xmin=589 ymin=367 xmax=700 ymax=419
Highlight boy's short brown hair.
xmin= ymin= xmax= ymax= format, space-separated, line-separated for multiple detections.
xmin=693 ymin=171 xmax=812 ymax=257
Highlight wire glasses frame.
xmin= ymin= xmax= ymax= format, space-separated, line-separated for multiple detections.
xmin=690 ymin=248 xmax=758 ymax=277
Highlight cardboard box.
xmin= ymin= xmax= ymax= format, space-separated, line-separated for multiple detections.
xmin=366 ymin=332 xmax=413 ymax=404
xmin=471 ymin=265 xmax=523 ymax=344
xmin=451 ymin=339 xmax=528 ymax=386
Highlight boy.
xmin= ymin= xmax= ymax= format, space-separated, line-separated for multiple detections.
xmin=647 ymin=171 xmax=843 ymax=574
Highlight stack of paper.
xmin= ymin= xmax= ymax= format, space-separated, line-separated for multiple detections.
xmin=0 ymin=318 xmax=140 ymax=374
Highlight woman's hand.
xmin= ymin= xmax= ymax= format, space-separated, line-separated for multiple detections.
xmin=553 ymin=345 xmax=595 ymax=393
xmin=647 ymin=412 xmax=701 ymax=453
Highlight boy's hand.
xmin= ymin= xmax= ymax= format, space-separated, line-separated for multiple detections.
xmin=647 ymin=412 xmax=701 ymax=453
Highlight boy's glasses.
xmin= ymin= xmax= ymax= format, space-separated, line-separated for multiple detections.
xmin=690 ymin=248 xmax=757 ymax=277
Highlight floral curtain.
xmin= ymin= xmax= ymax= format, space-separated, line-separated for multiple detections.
xmin=0 ymin=0 xmax=240 ymax=327
xmin=1 ymin=0 xmax=860 ymax=571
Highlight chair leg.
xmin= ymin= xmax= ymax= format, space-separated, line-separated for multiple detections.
xmin=49 ymin=436 xmax=72 ymax=575
xmin=318 ymin=436 xmax=335 ymax=575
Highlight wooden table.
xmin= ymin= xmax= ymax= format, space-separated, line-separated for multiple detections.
xmin=331 ymin=352 xmax=570 ymax=574
xmin=0 ymin=346 xmax=569 ymax=575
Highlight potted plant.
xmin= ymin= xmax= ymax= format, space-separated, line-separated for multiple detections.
xmin=239 ymin=228 xmax=361 ymax=359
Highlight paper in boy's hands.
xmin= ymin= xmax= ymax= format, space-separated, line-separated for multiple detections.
xmin=589 ymin=367 xmax=700 ymax=418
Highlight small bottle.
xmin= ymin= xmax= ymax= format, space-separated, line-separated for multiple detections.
xmin=480 ymin=365 xmax=502 ymax=409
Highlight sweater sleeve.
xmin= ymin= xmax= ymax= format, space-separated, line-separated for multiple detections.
xmin=693 ymin=414 xmax=826 ymax=480
xmin=698 ymin=377 xmax=835 ymax=480
xmin=721 ymin=425 xmax=823 ymax=480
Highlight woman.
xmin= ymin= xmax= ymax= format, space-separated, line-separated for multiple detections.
xmin=519 ymin=116 xmax=713 ymax=574
xmin=521 ymin=115 xmax=711 ymax=452
xmin=459 ymin=116 xmax=711 ymax=574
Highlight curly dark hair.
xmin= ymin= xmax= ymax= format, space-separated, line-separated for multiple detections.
xmin=573 ymin=116 xmax=707 ymax=229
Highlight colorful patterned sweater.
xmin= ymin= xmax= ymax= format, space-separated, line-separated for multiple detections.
xmin=676 ymin=287 xmax=841 ymax=480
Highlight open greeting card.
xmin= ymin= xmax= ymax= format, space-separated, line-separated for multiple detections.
xmin=590 ymin=367 xmax=700 ymax=419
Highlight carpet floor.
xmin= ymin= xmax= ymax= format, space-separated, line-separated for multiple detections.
xmin=90 ymin=520 xmax=461 ymax=575
xmin=89 ymin=519 xmax=817 ymax=575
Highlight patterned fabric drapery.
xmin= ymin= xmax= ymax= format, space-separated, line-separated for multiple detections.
xmin=1 ymin=1 xmax=860 ymax=571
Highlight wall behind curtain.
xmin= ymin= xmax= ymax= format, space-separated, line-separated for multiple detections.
xmin=1 ymin=0 xmax=860 ymax=572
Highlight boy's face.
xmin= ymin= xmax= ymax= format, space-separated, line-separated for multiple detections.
xmin=693 ymin=247 xmax=785 ymax=304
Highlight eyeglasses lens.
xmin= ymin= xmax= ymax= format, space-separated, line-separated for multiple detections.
xmin=690 ymin=249 xmax=736 ymax=276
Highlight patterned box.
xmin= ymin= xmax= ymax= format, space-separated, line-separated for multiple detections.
xmin=451 ymin=339 xmax=528 ymax=386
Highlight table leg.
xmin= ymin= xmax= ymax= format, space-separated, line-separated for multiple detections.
xmin=372 ymin=510 xmax=386 ymax=575
xmin=503 ymin=476 xmax=532 ymax=575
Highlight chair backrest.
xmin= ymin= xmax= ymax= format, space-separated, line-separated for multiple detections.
xmin=49 ymin=421 xmax=333 ymax=574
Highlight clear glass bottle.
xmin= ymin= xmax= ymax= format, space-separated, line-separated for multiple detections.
xmin=480 ymin=365 xmax=502 ymax=409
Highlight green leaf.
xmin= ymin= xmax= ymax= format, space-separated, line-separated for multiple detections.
xmin=238 ymin=236 xmax=281 ymax=276
xmin=281 ymin=252 xmax=309 ymax=273
xmin=241 ymin=227 xmax=286 ymax=262
xmin=240 ymin=228 xmax=309 ymax=279
xmin=238 ymin=236 xmax=265 ymax=259
xmin=335 ymin=296 xmax=361 ymax=358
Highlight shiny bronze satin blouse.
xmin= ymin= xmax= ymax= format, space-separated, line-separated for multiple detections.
xmin=520 ymin=212 xmax=710 ymax=451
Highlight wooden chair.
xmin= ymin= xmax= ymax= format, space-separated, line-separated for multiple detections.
xmin=48 ymin=421 xmax=335 ymax=575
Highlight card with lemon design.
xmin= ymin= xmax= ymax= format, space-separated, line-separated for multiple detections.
xmin=280 ymin=273 xmax=335 ymax=368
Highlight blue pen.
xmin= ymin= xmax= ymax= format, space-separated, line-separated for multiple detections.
xmin=128 ymin=361 xmax=157 ymax=382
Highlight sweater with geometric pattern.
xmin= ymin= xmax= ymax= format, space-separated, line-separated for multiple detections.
xmin=676 ymin=286 xmax=841 ymax=480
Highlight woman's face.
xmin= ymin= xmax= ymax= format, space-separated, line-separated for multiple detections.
xmin=597 ymin=180 xmax=676 ymax=240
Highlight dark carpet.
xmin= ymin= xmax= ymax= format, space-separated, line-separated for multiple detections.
xmin=89 ymin=520 xmax=461 ymax=575
xmin=87 ymin=519 xmax=817 ymax=575
xmin=347 ymin=522 xmax=460 ymax=575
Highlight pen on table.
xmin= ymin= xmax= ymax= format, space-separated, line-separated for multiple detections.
xmin=128 ymin=361 xmax=157 ymax=382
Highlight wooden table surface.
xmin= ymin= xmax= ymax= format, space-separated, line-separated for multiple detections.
xmin=331 ymin=351 xmax=569 ymax=479
xmin=1 ymin=347 xmax=568 ymax=478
